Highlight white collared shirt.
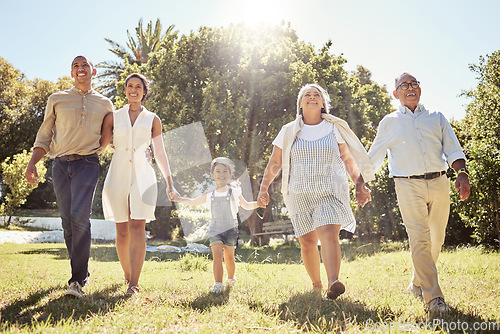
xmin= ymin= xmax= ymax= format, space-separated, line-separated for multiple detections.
xmin=368 ymin=104 xmax=466 ymax=177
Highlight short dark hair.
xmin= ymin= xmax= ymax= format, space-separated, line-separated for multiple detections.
xmin=125 ymin=73 xmax=150 ymax=102
xmin=71 ymin=55 xmax=94 ymax=70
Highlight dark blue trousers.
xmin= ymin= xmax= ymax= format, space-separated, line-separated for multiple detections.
xmin=52 ymin=156 xmax=99 ymax=286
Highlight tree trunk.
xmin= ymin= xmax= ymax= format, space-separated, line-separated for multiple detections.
xmin=1 ymin=215 xmax=10 ymax=227
xmin=494 ymin=199 xmax=500 ymax=248
xmin=247 ymin=211 xmax=261 ymax=245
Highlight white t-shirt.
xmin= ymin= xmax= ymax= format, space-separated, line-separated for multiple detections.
xmin=204 ymin=186 xmax=242 ymax=219
xmin=272 ymin=120 xmax=345 ymax=149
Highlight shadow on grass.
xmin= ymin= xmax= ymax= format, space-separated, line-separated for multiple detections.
xmin=434 ymin=305 xmax=500 ymax=334
xmin=19 ymin=246 xmax=69 ymax=260
xmin=145 ymin=237 xmax=411 ymax=265
xmin=182 ymin=288 xmax=231 ymax=311
xmin=0 ymin=283 xmax=127 ymax=330
xmin=18 ymin=244 xmax=121 ymax=262
xmin=252 ymin=290 xmax=498 ymax=332
xmin=341 ymin=240 xmax=409 ymax=262
xmin=235 ymin=240 xmax=410 ymax=264
xmin=15 ymin=239 xmax=409 ymax=265
xmin=250 ymin=290 xmax=381 ymax=331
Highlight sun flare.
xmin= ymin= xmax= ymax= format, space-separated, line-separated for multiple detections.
xmin=235 ymin=0 xmax=285 ymax=27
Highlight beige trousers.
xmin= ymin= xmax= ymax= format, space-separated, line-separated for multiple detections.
xmin=394 ymin=175 xmax=450 ymax=303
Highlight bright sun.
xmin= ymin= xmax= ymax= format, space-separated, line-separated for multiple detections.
xmin=235 ymin=0 xmax=285 ymax=26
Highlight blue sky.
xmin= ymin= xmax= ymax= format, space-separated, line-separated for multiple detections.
xmin=1 ymin=0 xmax=499 ymax=120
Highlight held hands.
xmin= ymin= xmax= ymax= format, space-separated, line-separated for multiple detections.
xmin=455 ymin=173 xmax=471 ymax=201
xmin=355 ymin=182 xmax=371 ymax=207
xmin=257 ymin=191 xmax=270 ymax=208
xmin=168 ymin=187 xmax=181 ymax=202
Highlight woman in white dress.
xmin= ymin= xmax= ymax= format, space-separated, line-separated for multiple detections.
xmin=100 ymin=73 xmax=176 ymax=295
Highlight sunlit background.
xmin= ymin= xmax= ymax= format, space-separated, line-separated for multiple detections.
xmin=1 ymin=0 xmax=499 ymax=120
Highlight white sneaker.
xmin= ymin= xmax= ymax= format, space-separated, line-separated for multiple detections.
xmin=226 ymin=277 xmax=236 ymax=287
xmin=210 ymin=282 xmax=225 ymax=293
xmin=66 ymin=281 xmax=84 ymax=298
xmin=407 ymin=283 xmax=423 ymax=301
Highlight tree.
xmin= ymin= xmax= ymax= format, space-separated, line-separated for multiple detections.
xmin=1 ymin=150 xmax=47 ymax=226
xmin=0 ymin=57 xmax=32 ymax=164
xmin=96 ymin=19 xmax=177 ymax=101
xmin=141 ymin=23 xmax=308 ymax=242
xmin=456 ymin=50 xmax=500 ymax=247
xmin=1 ymin=57 xmax=73 ymax=212
xmin=348 ymin=66 xmax=403 ymax=241
xmin=0 ymin=57 xmax=73 ymax=164
xmin=135 ymin=23 xmax=394 ymax=243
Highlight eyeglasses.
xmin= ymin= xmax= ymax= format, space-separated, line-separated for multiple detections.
xmin=397 ymin=81 xmax=420 ymax=90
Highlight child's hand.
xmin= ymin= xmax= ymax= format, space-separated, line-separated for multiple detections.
xmin=169 ymin=188 xmax=181 ymax=202
xmin=257 ymin=191 xmax=270 ymax=208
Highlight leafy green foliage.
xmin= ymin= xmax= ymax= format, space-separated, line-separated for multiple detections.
xmin=354 ymin=162 xmax=405 ymax=241
xmin=455 ymin=51 xmax=500 ymax=247
xmin=0 ymin=57 xmax=73 ymax=164
xmin=96 ymin=19 xmax=178 ymax=101
xmin=1 ymin=150 xmax=47 ymax=225
xmin=176 ymin=252 xmax=210 ymax=271
xmin=0 ymin=56 xmax=72 ymax=212
xmin=125 ymin=23 xmax=393 ymax=242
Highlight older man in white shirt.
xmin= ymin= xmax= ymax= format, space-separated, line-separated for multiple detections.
xmin=368 ymin=72 xmax=470 ymax=314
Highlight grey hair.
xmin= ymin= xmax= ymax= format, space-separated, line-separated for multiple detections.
xmin=296 ymin=83 xmax=331 ymax=117
xmin=394 ymin=72 xmax=416 ymax=89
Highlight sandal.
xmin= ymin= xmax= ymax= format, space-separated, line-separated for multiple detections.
xmin=126 ymin=285 xmax=140 ymax=295
xmin=326 ymin=280 xmax=345 ymax=300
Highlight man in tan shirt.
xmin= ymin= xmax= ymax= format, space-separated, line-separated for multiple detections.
xmin=25 ymin=55 xmax=114 ymax=298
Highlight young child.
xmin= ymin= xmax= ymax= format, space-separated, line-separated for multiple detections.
xmin=173 ymin=157 xmax=259 ymax=293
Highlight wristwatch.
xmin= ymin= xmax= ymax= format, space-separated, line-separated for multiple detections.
xmin=457 ymin=167 xmax=469 ymax=177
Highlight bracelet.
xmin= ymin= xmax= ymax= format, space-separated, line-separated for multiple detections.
xmin=457 ymin=168 xmax=469 ymax=177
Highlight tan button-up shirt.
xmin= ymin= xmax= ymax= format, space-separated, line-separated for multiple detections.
xmin=34 ymin=87 xmax=114 ymax=158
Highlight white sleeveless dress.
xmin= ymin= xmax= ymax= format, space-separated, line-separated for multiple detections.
xmin=102 ymin=105 xmax=157 ymax=222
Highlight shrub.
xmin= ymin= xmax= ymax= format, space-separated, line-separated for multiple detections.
xmin=1 ymin=150 xmax=47 ymax=226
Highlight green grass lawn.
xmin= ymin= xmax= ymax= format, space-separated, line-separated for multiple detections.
xmin=0 ymin=240 xmax=498 ymax=333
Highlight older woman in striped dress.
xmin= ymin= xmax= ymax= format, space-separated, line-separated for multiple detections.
xmin=258 ymin=84 xmax=373 ymax=299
